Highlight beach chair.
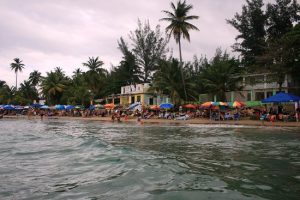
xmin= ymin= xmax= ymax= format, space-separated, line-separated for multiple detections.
xmin=224 ymin=113 xmax=233 ymax=120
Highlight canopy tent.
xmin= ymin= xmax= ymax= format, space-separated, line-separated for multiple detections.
xmin=261 ymin=92 xmax=300 ymax=103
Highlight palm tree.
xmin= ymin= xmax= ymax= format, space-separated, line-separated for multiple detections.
xmin=19 ymin=80 xmax=39 ymax=103
xmin=40 ymin=71 xmax=68 ymax=104
xmin=150 ymin=59 xmax=196 ymax=105
xmin=82 ymin=57 xmax=107 ymax=100
xmin=29 ymin=70 xmax=42 ymax=86
xmin=201 ymin=50 xmax=242 ymax=101
xmin=10 ymin=58 xmax=25 ymax=90
xmin=82 ymin=57 xmax=104 ymax=73
xmin=160 ymin=0 xmax=199 ymax=100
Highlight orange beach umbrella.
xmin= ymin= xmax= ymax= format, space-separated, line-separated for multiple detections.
xmin=183 ymin=104 xmax=197 ymax=109
xmin=104 ymin=103 xmax=115 ymax=109
xmin=150 ymin=105 xmax=160 ymax=110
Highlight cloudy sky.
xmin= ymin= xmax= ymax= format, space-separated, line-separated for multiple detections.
xmin=0 ymin=0 xmax=259 ymax=87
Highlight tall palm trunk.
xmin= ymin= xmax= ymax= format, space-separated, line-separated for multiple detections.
xmin=178 ymin=37 xmax=187 ymax=101
xmin=15 ymin=72 xmax=18 ymax=90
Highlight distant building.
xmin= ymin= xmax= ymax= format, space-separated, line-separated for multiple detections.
xmin=199 ymin=73 xmax=299 ymax=102
xmin=120 ymin=83 xmax=170 ymax=106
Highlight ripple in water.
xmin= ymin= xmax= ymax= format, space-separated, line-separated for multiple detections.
xmin=0 ymin=118 xmax=299 ymax=200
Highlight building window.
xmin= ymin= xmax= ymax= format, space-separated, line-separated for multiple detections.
xmin=131 ymin=96 xmax=135 ymax=103
xmin=247 ymin=92 xmax=252 ymax=101
xmin=137 ymin=95 xmax=141 ymax=102
xmin=149 ymin=98 xmax=153 ymax=105
xmin=255 ymin=92 xmax=265 ymax=101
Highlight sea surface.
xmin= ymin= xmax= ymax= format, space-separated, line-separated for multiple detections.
xmin=0 ymin=118 xmax=299 ymax=200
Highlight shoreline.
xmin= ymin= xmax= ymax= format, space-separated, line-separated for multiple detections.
xmin=3 ymin=115 xmax=300 ymax=128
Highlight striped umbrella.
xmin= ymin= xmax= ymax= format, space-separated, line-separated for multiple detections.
xmin=229 ymin=101 xmax=245 ymax=108
xmin=200 ymin=102 xmax=214 ymax=108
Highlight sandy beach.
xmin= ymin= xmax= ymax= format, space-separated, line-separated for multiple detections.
xmin=3 ymin=115 xmax=300 ymax=128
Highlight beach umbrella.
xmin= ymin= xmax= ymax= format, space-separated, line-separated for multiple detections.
xmin=212 ymin=102 xmax=228 ymax=106
xmin=89 ymin=105 xmax=95 ymax=110
xmin=40 ymin=105 xmax=49 ymax=109
xmin=104 ymin=103 xmax=115 ymax=109
xmin=65 ymin=105 xmax=75 ymax=110
xmin=200 ymin=102 xmax=214 ymax=108
xmin=75 ymin=105 xmax=84 ymax=109
xmin=95 ymin=104 xmax=104 ymax=109
xmin=31 ymin=103 xmax=42 ymax=108
xmin=3 ymin=105 xmax=15 ymax=110
xmin=15 ymin=105 xmax=24 ymax=110
xmin=128 ymin=102 xmax=140 ymax=110
xmin=183 ymin=104 xmax=197 ymax=109
xmin=228 ymin=101 xmax=245 ymax=108
xmin=159 ymin=103 xmax=174 ymax=109
xmin=55 ymin=105 xmax=65 ymax=110
xmin=245 ymin=101 xmax=262 ymax=107
xmin=150 ymin=105 xmax=160 ymax=110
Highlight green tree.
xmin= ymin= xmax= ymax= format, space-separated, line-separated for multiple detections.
xmin=82 ymin=57 xmax=107 ymax=99
xmin=150 ymin=58 xmax=196 ymax=105
xmin=41 ymin=69 xmax=69 ymax=105
xmin=257 ymin=23 xmax=300 ymax=91
xmin=64 ymin=70 xmax=90 ymax=106
xmin=129 ymin=20 xmax=169 ymax=82
xmin=160 ymin=0 xmax=199 ymax=100
xmin=18 ymin=80 xmax=39 ymax=104
xmin=227 ymin=0 xmax=266 ymax=69
xmin=200 ymin=49 xmax=242 ymax=101
xmin=10 ymin=58 xmax=25 ymax=89
xmin=29 ymin=70 xmax=42 ymax=86
xmin=266 ymin=0 xmax=300 ymax=40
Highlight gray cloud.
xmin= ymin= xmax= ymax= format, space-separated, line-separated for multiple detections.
xmin=0 ymin=0 xmax=257 ymax=86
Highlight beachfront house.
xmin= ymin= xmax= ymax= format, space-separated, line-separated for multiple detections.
xmin=199 ymin=73 xmax=299 ymax=102
xmin=120 ymin=83 xmax=170 ymax=107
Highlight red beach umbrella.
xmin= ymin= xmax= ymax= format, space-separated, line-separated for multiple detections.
xmin=150 ymin=105 xmax=160 ymax=110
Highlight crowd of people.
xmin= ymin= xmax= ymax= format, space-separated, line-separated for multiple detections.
xmin=1 ymin=104 xmax=299 ymax=123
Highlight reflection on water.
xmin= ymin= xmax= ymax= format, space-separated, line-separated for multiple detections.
xmin=0 ymin=119 xmax=299 ymax=200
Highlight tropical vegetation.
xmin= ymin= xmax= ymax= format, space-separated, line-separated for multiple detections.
xmin=0 ymin=0 xmax=299 ymax=106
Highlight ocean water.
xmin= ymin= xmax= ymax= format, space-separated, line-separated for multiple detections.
xmin=0 ymin=118 xmax=299 ymax=200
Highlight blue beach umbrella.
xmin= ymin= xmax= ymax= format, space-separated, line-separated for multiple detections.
xmin=4 ymin=105 xmax=15 ymax=110
xmin=15 ymin=105 xmax=24 ymax=110
xmin=159 ymin=103 xmax=174 ymax=109
xmin=128 ymin=102 xmax=140 ymax=110
xmin=55 ymin=105 xmax=65 ymax=110
xmin=40 ymin=105 xmax=49 ymax=109
xmin=89 ymin=105 xmax=95 ymax=110
xmin=65 ymin=105 xmax=75 ymax=110
xmin=31 ymin=103 xmax=42 ymax=108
